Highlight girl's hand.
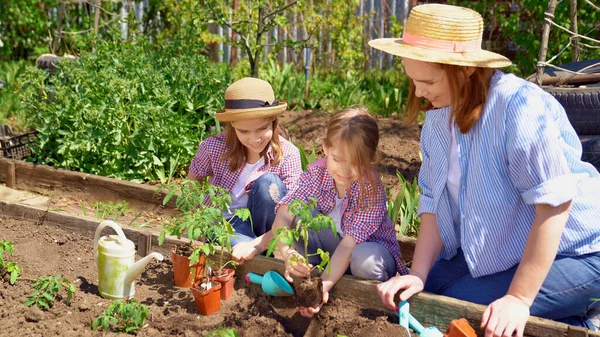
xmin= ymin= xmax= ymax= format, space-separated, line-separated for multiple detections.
xmin=297 ymin=290 xmax=329 ymax=318
xmin=231 ymin=241 xmax=259 ymax=264
xmin=481 ymin=295 xmax=530 ymax=337
xmin=377 ymin=274 xmax=424 ymax=309
xmin=283 ymin=249 xmax=311 ymax=282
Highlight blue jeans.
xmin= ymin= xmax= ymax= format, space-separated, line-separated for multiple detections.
xmin=229 ymin=173 xmax=287 ymax=247
xmin=424 ymin=248 xmax=600 ymax=329
xmin=296 ymin=225 xmax=397 ymax=282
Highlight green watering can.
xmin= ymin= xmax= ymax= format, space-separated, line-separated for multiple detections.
xmin=245 ymin=271 xmax=295 ymax=296
xmin=94 ymin=220 xmax=164 ymax=299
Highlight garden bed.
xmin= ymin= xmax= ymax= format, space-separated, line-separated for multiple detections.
xmin=0 ymin=215 xmax=409 ymax=337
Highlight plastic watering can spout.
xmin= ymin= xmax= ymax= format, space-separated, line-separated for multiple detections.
xmin=245 ymin=271 xmax=294 ymax=296
xmin=124 ymin=252 xmax=164 ymax=285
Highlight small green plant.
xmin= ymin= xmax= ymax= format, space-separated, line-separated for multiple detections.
xmin=267 ymin=198 xmax=336 ymax=275
xmin=387 ymin=171 xmax=421 ymax=238
xmin=91 ymin=299 xmax=149 ymax=333
xmin=157 ymin=178 xmax=251 ymax=280
xmin=91 ymin=200 xmax=131 ymax=221
xmin=207 ymin=327 xmax=240 ymax=337
xmin=0 ymin=240 xmax=21 ymax=285
xmin=297 ymin=143 xmax=318 ymax=172
xmin=24 ymin=274 xmax=76 ymax=309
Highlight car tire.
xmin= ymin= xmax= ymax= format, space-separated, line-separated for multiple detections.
xmin=580 ymin=135 xmax=600 ymax=172
xmin=544 ymin=86 xmax=600 ymax=135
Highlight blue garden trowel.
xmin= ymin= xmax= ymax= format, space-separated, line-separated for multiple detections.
xmin=396 ymin=301 xmax=443 ymax=337
xmin=245 ymin=271 xmax=295 ymax=297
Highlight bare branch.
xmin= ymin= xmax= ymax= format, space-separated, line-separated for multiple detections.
xmin=263 ymin=1 xmax=298 ymax=20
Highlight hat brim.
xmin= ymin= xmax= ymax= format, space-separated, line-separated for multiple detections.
xmin=215 ymin=102 xmax=288 ymax=122
xmin=369 ymin=38 xmax=512 ymax=68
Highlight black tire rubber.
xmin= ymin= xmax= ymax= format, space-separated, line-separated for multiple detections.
xmin=580 ymin=135 xmax=600 ymax=172
xmin=543 ymin=86 xmax=600 ymax=135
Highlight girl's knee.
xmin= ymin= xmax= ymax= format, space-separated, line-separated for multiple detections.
xmin=252 ymin=173 xmax=287 ymax=203
xmin=350 ymin=247 xmax=391 ymax=281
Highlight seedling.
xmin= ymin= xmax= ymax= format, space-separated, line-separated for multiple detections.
xmin=24 ymin=274 xmax=76 ymax=309
xmin=386 ymin=171 xmax=420 ymax=237
xmin=267 ymin=198 xmax=336 ymax=275
xmin=91 ymin=299 xmax=149 ymax=333
xmin=92 ymin=200 xmax=131 ymax=221
xmin=207 ymin=327 xmax=240 ymax=337
xmin=0 ymin=240 xmax=21 ymax=285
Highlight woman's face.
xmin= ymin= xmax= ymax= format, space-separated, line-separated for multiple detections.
xmin=231 ymin=117 xmax=274 ymax=162
xmin=402 ymin=58 xmax=452 ymax=108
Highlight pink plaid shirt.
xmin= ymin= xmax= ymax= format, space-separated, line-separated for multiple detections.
xmin=277 ymin=157 xmax=409 ymax=275
xmin=189 ymin=133 xmax=302 ymax=194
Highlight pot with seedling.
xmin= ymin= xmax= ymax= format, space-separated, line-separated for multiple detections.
xmin=211 ymin=207 xmax=251 ymax=300
xmin=158 ymin=179 xmax=220 ymax=288
xmin=267 ymin=198 xmax=336 ymax=308
xmin=189 ymin=241 xmax=222 ymax=315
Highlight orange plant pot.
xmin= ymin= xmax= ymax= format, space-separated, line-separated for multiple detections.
xmin=172 ymin=250 xmax=205 ymax=288
xmin=191 ymin=281 xmax=222 ymax=316
xmin=444 ymin=318 xmax=477 ymax=337
xmin=211 ymin=268 xmax=235 ymax=301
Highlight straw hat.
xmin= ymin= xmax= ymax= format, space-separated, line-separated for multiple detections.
xmin=216 ymin=77 xmax=287 ymax=122
xmin=369 ymin=4 xmax=511 ymax=68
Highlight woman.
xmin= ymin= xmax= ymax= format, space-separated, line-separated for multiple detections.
xmin=369 ymin=4 xmax=600 ymax=337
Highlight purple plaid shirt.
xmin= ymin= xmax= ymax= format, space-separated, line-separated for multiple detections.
xmin=277 ymin=158 xmax=409 ymax=275
xmin=189 ymin=133 xmax=302 ymax=194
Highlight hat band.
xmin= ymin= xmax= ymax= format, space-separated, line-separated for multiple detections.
xmin=225 ymin=99 xmax=279 ymax=110
xmin=402 ymin=33 xmax=482 ymax=53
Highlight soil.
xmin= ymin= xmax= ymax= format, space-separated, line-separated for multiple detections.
xmin=294 ymin=276 xmax=324 ymax=309
xmin=279 ymin=110 xmax=422 ymax=193
xmin=0 ymin=215 xmax=412 ymax=337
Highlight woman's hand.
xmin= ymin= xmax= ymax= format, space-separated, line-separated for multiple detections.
xmin=481 ymin=294 xmax=530 ymax=337
xmin=283 ymin=249 xmax=311 ymax=282
xmin=297 ymin=290 xmax=329 ymax=318
xmin=377 ymin=274 xmax=425 ymax=309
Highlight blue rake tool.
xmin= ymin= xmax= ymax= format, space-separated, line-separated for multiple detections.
xmin=396 ymin=301 xmax=444 ymax=337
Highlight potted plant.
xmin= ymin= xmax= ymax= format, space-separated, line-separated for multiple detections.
xmin=189 ymin=240 xmax=223 ymax=315
xmin=211 ymin=207 xmax=251 ymax=300
xmin=266 ymin=198 xmax=336 ymax=308
xmin=158 ymin=179 xmax=222 ymax=288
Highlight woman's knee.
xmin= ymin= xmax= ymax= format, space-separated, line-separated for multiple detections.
xmin=251 ymin=173 xmax=287 ymax=203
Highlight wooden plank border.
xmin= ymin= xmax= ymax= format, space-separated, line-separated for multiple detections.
xmin=1 ymin=201 xmax=595 ymax=337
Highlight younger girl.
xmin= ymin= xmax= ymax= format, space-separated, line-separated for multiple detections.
xmin=188 ymin=77 xmax=302 ymax=253
xmin=238 ymin=107 xmax=409 ymax=317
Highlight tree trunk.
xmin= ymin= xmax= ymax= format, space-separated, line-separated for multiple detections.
xmin=535 ymin=0 xmax=558 ymax=86
xmin=570 ymin=0 xmax=579 ymax=62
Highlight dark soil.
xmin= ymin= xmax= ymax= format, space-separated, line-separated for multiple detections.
xmin=0 ymin=215 xmax=411 ymax=337
xmin=294 ymin=276 xmax=324 ymax=309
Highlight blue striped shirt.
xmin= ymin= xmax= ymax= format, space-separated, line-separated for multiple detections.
xmin=418 ymin=71 xmax=600 ymax=277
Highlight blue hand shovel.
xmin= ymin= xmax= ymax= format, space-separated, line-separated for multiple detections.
xmin=245 ymin=271 xmax=295 ymax=297
xmin=396 ymin=301 xmax=444 ymax=337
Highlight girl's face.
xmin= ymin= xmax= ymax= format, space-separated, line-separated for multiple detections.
xmin=402 ymin=58 xmax=452 ymax=108
xmin=231 ymin=117 xmax=274 ymax=162
xmin=323 ymin=144 xmax=360 ymax=196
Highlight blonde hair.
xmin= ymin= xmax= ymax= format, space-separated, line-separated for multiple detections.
xmin=324 ymin=107 xmax=380 ymax=207
xmin=222 ymin=118 xmax=283 ymax=172
xmin=406 ymin=64 xmax=495 ymax=133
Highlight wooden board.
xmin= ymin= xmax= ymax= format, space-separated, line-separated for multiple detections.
xmin=1 ymin=200 xmax=597 ymax=337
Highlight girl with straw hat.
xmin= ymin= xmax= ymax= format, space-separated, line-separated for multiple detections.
xmin=370 ymin=4 xmax=600 ymax=336
xmin=188 ymin=77 xmax=301 ymax=260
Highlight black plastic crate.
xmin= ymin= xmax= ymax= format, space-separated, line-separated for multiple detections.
xmin=0 ymin=131 xmax=38 ymax=160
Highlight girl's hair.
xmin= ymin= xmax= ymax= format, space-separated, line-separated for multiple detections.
xmin=222 ymin=118 xmax=283 ymax=171
xmin=406 ymin=64 xmax=495 ymax=133
xmin=324 ymin=106 xmax=380 ymax=207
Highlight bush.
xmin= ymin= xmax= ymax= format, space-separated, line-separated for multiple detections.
xmin=19 ymin=35 xmax=231 ymax=182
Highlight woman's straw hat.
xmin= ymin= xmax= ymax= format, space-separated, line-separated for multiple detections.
xmin=216 ymin=77 xmax=287 ymax=122
xmin=369 ymin=4 xmax=511 ymax=68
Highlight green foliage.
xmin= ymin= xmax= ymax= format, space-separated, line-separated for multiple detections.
xmin=297 ymin=143 xmax=317 ymax=172
xmin=24 ymin=274 xmax=76 ymax=309
xmin=157 ymin=178 xmax=251 ymax=279
xmin=0 ymin=61 xmax=29 ymax=130
xmin=267 ymin=198 xmax=335 ymax=275
xmin=449 ymin=0 xmax=600 ymax=77
xmin=387 ymin=171 xmax=420 ymax=238
xmin=18 ymin=35 xmax=231 ymax=182
xmin=91 ymin=200 xmax=131 ymax=221
xmin=91 ymin=299 xmax=149 ymax=334
xmin=0 ymin=240 xmax=21 ymax=285
xmin=207 ymin=327 xmax=240 ymax=337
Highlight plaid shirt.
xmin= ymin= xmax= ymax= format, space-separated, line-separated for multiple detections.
xmin=189 ymin=133 xmax=302 ymax=195
xmin=277 ymin=158 xmax=409 ymax=275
